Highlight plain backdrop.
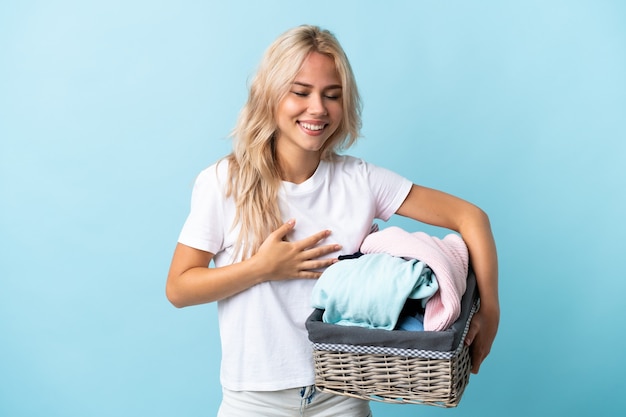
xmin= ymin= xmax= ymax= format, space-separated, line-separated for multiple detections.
xmin=1 ymin=1 xmax=625 ymax=416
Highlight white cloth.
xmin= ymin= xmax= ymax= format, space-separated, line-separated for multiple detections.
xmin=217 ymin=386 xmax=371 ymax=417
xmin=178 ymin=154 xmax=413 ymax=391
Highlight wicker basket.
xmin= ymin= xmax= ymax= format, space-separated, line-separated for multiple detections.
xmin=306 ymin=271 xmax=479 ymax=408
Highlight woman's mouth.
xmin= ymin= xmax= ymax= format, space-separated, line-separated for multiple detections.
xmin=299 ymin=121 xmax=327 ymax=134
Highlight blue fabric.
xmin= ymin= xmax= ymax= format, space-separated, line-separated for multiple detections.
xmin=397 ymin=314 xmax=425 ymax=331
xmin=311 ymin=253 xmax=439 ymax=330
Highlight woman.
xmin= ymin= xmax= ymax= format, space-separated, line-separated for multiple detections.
xmin=167 ymin=25 xmax=499 ymax=416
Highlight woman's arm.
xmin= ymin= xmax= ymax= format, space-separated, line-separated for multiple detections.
xmin=166 ymin=219 xmax=341 ymax=308
xmin=396 ymin=184 xmax=499 ymax=373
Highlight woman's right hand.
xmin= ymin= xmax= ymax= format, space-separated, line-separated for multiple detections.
xmin=253 ymin=219 xmax=342 ymax=281
xmin=166 ymin=219 xmax=340 ymax=307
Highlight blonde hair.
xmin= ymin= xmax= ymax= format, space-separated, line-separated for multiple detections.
xmin=226 ymin=25 xmax=362 ymax=258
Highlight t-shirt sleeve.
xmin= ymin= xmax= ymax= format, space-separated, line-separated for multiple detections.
xmin=365 ymin=161 xmax=413 ymax=221
xmin=177 ymin=162 xmax=228 ymax=254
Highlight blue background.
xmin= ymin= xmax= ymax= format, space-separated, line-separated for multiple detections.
xmin=1 ymin=1 xmax=625 ymax=416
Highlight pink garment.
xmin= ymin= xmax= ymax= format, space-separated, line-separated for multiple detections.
xmin=360 ymin=226 xmax=469 ymax=331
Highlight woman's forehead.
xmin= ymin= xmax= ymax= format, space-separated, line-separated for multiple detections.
xmin=292 ymin=52 xmax=341 ymax=87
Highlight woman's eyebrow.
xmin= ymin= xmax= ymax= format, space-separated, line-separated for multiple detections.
xmin=292 ymin=81 xmax=342 ymax=90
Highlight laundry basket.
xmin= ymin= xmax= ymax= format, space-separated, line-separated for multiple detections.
xmin=306 ymin=270 xmax=479 ymax=408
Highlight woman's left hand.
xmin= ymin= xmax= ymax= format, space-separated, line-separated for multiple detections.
xmin=464 ymin=306 xmax=499 ymax=374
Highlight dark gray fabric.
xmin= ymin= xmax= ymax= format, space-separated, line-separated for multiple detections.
xmin=306 ymin=270 xmax=478 ymax=352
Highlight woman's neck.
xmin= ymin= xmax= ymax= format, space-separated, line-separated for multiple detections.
xmin=277 ymin=152 xmax=321 ymax=184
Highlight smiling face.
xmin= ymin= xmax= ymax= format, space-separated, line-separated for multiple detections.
xmin=274 ymin=52 xmax=344 ymax=165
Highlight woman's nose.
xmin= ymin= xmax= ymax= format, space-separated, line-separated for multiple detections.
xmin=307 ymin=94 xmax=327 ymax=115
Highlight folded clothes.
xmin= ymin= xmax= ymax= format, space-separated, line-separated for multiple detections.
xmin=311 ymin=253 xmax=438 ymax=330
xmin=306 ymin=271 xmax=479 ymax=352
xmin=360 ymin=227 xmax=469 ymax=331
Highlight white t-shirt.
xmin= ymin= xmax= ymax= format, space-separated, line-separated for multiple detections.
xmin=178 ymin=154 xmax=413 ymax=391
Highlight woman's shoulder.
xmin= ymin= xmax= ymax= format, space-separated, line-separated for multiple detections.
xmin=194 ymin=157 xmax=231 ymax=187
xmin=320 ymin=154 xmax=380 ymax=184
xmin=328 ymin=154 xmax=387 ymax=176
xmin=327 ymin=154 xmax=407 ymax=183
xmin=327 ymin=153 xmax=367 ymax=168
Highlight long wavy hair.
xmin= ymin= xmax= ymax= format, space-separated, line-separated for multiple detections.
xmin=225 ymin=25 xmax=362 ymax=259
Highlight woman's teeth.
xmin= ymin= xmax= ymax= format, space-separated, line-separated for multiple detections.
xmin=300 ymin=122 xmax=324 ymax=131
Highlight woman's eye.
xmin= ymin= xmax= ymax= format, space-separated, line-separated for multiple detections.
xmin=291 ymin=91 xmax=340 ymax=100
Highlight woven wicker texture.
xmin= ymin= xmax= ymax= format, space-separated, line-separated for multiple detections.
xmin=309 ymin=270 xmax=479 ymax=407
xmin=313 ymin=343 xmax=471 ymax=407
